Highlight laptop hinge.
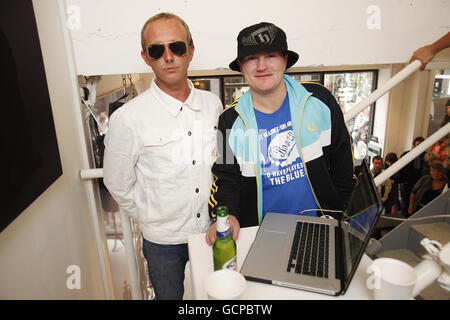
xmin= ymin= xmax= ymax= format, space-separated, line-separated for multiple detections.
xmin=334 ymin=224 xmax=345 ymax=293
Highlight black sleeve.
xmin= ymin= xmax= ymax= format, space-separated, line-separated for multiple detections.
xmin=397 ymin=151 xmax=412 ymax=184
xmin=325 ymin=89 xmax=355 ymax=206
xmin=303 ymin=83 xmax=356 ymax=208
xmin=209 ymin=109 xmax=242 ymax=222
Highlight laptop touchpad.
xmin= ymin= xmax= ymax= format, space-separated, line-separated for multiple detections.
xmin=252 ymin=230 xmax=287 ymax=264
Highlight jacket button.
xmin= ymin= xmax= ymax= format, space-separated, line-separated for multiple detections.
xmin=192 ymin=160 xmax=196 ymax=165
xmin=195 ymin=188 xmax=199 ymax=193
xmin=187 ymin=131 xmax=192 ymax=136
xmin=197 ymin=213 xmax=201 ymax=218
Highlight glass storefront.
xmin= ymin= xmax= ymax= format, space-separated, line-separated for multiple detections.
xmin=324 ymin=71 xmax=377 ymax=161
xmin=191 ymin=77 xmax=222 ymax=101
xmin=290 ymin=73 xmax=322 ymax=84
xmin=223 ymin=76 xmax=249 ymax=107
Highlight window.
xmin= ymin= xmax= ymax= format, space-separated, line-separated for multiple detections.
xmin=190 ymin=77 xmax=222 ymax=103
xmin=290 ymin=73 xmax=322 ymax=83
xmin=324 ymin=71 xmax=378 ymax=160
xmin=427 ymin=69 xmax=450 ymax=137
xmin=223 ymin=76 xmax=249 ymax=107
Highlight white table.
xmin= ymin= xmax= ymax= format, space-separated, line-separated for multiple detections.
xmin=188 ymin=226 xmax=374 ymax=300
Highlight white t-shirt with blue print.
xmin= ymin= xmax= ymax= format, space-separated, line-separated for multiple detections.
xmin=254 ymin=93 xmax=318 ymax=220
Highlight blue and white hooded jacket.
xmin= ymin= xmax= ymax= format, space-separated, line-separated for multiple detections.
xmin=209 ymin=75 xmax=355 ymax=227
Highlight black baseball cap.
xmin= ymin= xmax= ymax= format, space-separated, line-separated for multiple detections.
xmin=229 ymin=22 xmax=299 ymax=72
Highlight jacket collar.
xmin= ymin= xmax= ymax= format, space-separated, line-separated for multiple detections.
xmin=150 ymin=78 xmax=199 ymax=117
xmin=284 ymin=74 xmax=310 ymax=104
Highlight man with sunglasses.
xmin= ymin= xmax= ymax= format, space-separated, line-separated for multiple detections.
xmin=206 ymin=22 xmax=355 ymax=246
xmin=103 ymin=13 xmax=222 ymax=300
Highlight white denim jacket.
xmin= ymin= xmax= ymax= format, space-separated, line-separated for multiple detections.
xmin=103 ymin=79 xmax=222 ymax=244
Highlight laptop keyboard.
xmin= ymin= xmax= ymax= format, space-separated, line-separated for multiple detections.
xmin=287 ymin=221 xmax=329 ymax=278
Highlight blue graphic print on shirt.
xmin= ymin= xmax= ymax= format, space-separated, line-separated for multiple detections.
xmin=254 ymin=94 xmax=318 ymax=219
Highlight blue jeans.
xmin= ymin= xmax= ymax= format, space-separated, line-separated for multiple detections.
xmin=142 ymin=238 xmax=189 ymax=300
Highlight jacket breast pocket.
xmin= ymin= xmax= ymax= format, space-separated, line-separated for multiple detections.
xmin=141 ymin=130 xmax=184 ymax=168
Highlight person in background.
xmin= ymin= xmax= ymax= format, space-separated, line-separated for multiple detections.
xmin=429 ymin=100 xmax=450 ymax=163
xmin=410 ymin=32 xmax=450 ymax=70
xmin=409 ymin=162 xmax=448 ymax=215
xmin=384 ymin=152 xmax=400 ymax=214
xmin=371 ymin=155 xmax=392 ymax=212
xmin=205 ymin=22 xmax=355 ymax=245
xmin=398 ymin=136 xmax=425 ymax=216
xmin=353 ymin=130 xmax=369 ymax=162
xmin=103 ymin=13 xmax=222 ymax=299
xmin=439 ymin=99 xmax=450 ymax=128
xmin=444 ymin=155 xmax=450 ymax=185
xmin=423 ymin=151 xmax=441 ymax=176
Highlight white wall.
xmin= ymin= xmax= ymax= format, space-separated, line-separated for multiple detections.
xmin=66 ymin=0 xmax=450 ymax=75
xmin=0 ymin=0 xmax=109 ymax=299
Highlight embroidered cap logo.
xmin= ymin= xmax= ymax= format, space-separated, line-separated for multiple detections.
xmin=242 ymin=25 xmax=278 ymax=46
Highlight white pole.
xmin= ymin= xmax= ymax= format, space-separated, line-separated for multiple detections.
xmin=344 ymin=60 xmax=421 ymax=122
xmin=79 ymin=169 xmax=142 ymax=299
xmin=374 ymin=122 xmax=450 ymax=187
xmin=119 ymin=211 xmax=143 ymax=300
xmin=80 ymin=168 xmax=103 ymax=179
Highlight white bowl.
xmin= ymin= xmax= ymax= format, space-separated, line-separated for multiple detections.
xmin=204 ymin=269 xmax=246 ymax=300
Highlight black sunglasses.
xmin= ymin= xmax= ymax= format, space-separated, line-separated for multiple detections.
xmin=147 ymin=41 xmax=187 ymax=60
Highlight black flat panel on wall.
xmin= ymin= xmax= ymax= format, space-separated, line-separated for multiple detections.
xmin=0 ymin=1 xmax=62 ymax=232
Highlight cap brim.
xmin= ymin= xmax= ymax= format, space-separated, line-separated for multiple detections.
xmin=228 ymin=50 xmax=299 ymax=72
xmin=286 ymin=50 xmax=299 ymax=69
xmin=229 ymin=59 xmax=240 ymax=72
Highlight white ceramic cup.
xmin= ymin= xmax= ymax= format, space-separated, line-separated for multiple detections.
xmin=204 ymin=270 xmax=246 ymax=300
xmin=369 ymin=258 xmax=417 ymax=300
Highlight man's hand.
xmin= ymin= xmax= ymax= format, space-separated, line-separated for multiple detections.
xmin=409 ymin=32 xmax=450 ymax=71
xmin=205 ymin=215 xmax=240 ymax=246
xmin=409 ymin=44 xmax=436 ymax=70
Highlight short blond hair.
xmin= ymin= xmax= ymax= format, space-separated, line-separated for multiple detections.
xmin=140 ymin=12 xmax=194 ymax=51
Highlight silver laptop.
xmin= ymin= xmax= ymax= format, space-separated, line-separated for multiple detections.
xmin=240 ymin=159 xmax=383 ymax=296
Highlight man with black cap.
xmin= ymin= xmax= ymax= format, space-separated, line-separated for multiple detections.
xmin=206 ymin=22 xmax=355 ymax=245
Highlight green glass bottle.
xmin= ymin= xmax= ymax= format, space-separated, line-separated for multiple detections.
xmin=213 ymin=206 xmax=237 ymax=271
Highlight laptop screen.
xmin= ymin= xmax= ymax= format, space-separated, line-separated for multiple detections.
xmin=340 ymin=160 xmax=382 ymax=284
